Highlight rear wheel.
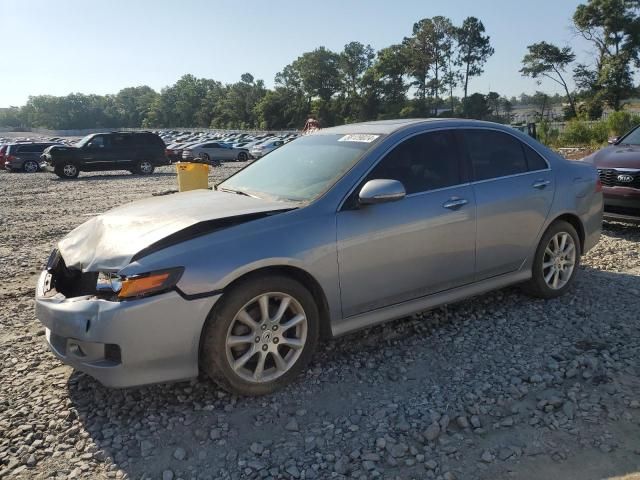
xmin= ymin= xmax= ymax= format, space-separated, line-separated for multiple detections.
xmin=134 ymin=160 xmax=155 ymax=175
xmin=523 ymin=220 xmax=581 ymax=299
xmin=23 ymin=160 xmax=39 ymax=173
xmin=201 ymin=274 xmax=319 ymax=396
xmin=55 ymin=162 xmax=79 ymax=179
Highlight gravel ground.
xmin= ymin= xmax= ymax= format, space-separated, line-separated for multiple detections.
xmin=1 ymin=163 xmax=640 ymax=480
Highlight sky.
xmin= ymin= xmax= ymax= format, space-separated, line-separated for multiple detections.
xmin=0 ymin=0 xmax=595 ymax=108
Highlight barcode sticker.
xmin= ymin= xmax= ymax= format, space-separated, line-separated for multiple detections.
xmin=338 ymin=134 xmax=380 ymax=143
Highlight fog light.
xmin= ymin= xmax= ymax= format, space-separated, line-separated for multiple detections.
xmin=68 ymin=342 xmax=86 ymax=357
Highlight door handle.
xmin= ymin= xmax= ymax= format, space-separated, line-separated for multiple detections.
xmin=442 ymin=198 xmax=468 ymax=210
xmin=532 ymin=179 xmax=551 ymax=189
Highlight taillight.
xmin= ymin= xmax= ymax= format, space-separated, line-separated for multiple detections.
xmin=595 ymin=178 xmax=603 ymax=192
xmin=6 ymin=155 xmax=15 ymax=163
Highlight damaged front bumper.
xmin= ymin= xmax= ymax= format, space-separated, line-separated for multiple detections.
xmin=35 ymin=270 xmax=220 ymax=388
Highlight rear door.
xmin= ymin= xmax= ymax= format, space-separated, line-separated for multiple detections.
xmin=110 ymin=134 xmax=134 ymax=169
xmin=462 ymin=129 xmax=554 ymax=280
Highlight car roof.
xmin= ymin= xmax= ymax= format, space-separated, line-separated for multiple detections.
xmin=317 ymin=118 xmax=504 ymax=135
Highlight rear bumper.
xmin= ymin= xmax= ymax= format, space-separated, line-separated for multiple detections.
xmin=35 ymin=271 xmax=220 ymax=387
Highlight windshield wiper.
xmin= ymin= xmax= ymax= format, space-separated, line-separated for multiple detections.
xmin=218 ymin=187 xmax=257 ymax=198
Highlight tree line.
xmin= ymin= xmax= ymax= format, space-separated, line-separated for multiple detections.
xmin=1 ymin=0 xmax=638 ymax=131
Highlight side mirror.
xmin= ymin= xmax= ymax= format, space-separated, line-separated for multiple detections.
xmin=358 ymin=179 xmax=406 ymax=205
xmin=608 ymin=137 xmax=619 ymax=145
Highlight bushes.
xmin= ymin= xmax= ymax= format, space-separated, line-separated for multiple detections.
xmin=606 ymin=111 xmax=640 ymax=137
xmin=550 ymin=112 xmax=640 ymax=147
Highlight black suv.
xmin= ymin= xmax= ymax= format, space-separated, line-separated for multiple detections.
xmin=41 ymin=132 xmax=168 ymax=179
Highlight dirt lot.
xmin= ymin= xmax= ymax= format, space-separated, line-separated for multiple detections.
xmin=1 ymin=162 xmax=639 ymax=480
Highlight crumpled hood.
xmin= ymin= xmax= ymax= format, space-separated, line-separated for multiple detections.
xmin=58 ymin=189 xmax=291 ymax=272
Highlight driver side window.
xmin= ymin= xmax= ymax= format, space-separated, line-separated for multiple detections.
xmin=88 ymin=135 xmax=106 ymax=148
xmin=365 ymin=130 xmax=462 ymax=194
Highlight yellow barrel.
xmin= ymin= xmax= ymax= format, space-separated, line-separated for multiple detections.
xmin=176 ymin=162 xmax=209 ymax=192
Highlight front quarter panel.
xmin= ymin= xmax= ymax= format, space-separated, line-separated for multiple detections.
xmin=120 ymin=207 xmax=341 ymax=321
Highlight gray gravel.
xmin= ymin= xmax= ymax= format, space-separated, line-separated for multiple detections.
xmin=1 ymin=165 xmax=640 ymax=480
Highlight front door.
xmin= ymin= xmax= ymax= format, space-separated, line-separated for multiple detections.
xmin=336 ymin=130 xmax=477 ymax=318
xmin=461 ymin=129 xmax=554 ymax=280
xmin=81 ymin=135 xmax=117 ymax=170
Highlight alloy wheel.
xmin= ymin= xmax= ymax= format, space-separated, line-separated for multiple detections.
xmin=63 ymin=164 xmax=77 ymax=177
xmin=24 ymin=161 xmax=38 ymax=173
xmin=139 ymin=161 xmax=153 ymax=174
xmin=225 ymin=292 xmax=308 ymax=383
xmin=542 ymin=232 xmax=576 ymax=290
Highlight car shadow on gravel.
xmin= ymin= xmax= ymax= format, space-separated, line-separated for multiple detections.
xmin=52 ymin=172 xmax=178 ymax=181
xmin=602 ymin=220 xmax=640 ymax=240
xmin=62 ymin=266 xmax=640 ymax=479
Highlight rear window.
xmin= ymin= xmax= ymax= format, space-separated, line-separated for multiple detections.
xmin=16 ymin=144 xmax=48 ymax=153
xmin=523 ymin=144 xmax=548 ymax=171
xmin=135 ymin=133 xmax=164 ymax=147
xmin=464 ymin=130 xmax=528 ymax=181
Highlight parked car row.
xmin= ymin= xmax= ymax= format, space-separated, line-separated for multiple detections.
xmin=159 ymin=130 xmax=297 ymax=164
xmin=1 ymin=129 xmax=299 ymax=177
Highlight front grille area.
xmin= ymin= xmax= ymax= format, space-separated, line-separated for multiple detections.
xmin=597 ymin=168 xmax=640 ymax=188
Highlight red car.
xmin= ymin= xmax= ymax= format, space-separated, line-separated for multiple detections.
xmin=0 ymin=145 xmax=7 ymax=167
xmin=583 ymin=126 xmax=640 ymax=223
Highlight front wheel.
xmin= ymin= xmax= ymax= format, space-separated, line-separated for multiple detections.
xmin=54 ymin=162 xmax=79 ymax=179
xmin=523 ymin=220 xmax=581 ymax=299
xmin=237 ymin=152 xmax=248 ymax=162
xmin=134 ymin=160 xmax=155 ymax=175
xmin=201 ymin=274 xmax=319 ymax=396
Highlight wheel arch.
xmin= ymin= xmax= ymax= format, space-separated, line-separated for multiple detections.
xmin=200 ymin=265 xmax=333 ymax=349
xmin=548 ymin=213 xmax=585 ymax=253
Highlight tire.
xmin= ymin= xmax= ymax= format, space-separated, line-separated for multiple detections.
xmin=201 ymin=274 xmax=320 ymax=396
xmin=54 ymin=162 xmax=79 ymax=179
xmin=522 ymin=220 xmax=581 ymax=299
xmin=23 ymin=160 xmax=39 ymax=173
xmin=237 ymin=152 xmax=248 ymax=162
xmin=134 ymin=160 xmax=155 ymax=175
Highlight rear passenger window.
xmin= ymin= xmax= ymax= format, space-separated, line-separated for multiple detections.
xmin=366 ymin=130 xmax=461 ymax=194
xmin=17 ymin=144 xmax=45 ymax=153
xmin=464 ymin=130 xmax=527 ymax=181
xmin=523 ymin=144 xmax=548 ymax=171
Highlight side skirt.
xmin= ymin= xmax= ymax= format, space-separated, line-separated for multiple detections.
xmin=331 ymin=270 xmax=531 ymax=337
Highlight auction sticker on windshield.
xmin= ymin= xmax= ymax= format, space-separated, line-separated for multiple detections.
xmin=338 ymin=134 xmax=380 ymax=143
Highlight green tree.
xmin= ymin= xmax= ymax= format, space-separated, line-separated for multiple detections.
xmin=520 ymin=42 xmax=578 ymax=118
xmin=573 ymin=0 xmax=640 ymax=110
xmin=403 ymin=17 xmax=456 ymax=115
xmin=462 ymin=93 xmax=491 ymax=119
xmin=337 ymin=41 xmax=375 ymax=122
xmin=373 ymin=44 xmax=409 ymax=118
xmin=456 ymin=17 xmax=494 ymax=101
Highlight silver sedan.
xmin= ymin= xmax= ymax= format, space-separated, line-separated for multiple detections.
xmin=35 ymin=119 xmax=602 ymax=395
xmin=183 ymin=141 xmax=250 ymax=163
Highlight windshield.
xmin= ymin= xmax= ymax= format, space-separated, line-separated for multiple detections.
xmin=218 ymin=134 xmax=380 ymax=202
xmin=75 ymin=134 xmax=93 ymax=148
xmin=619 ymin=126 xmax=640 ymax=145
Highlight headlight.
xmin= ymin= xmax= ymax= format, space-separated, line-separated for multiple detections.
xmin=117 ymin=267 xmax=184 ymax=300
xmin=96 ymin=267 xmax=184 ymax=300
